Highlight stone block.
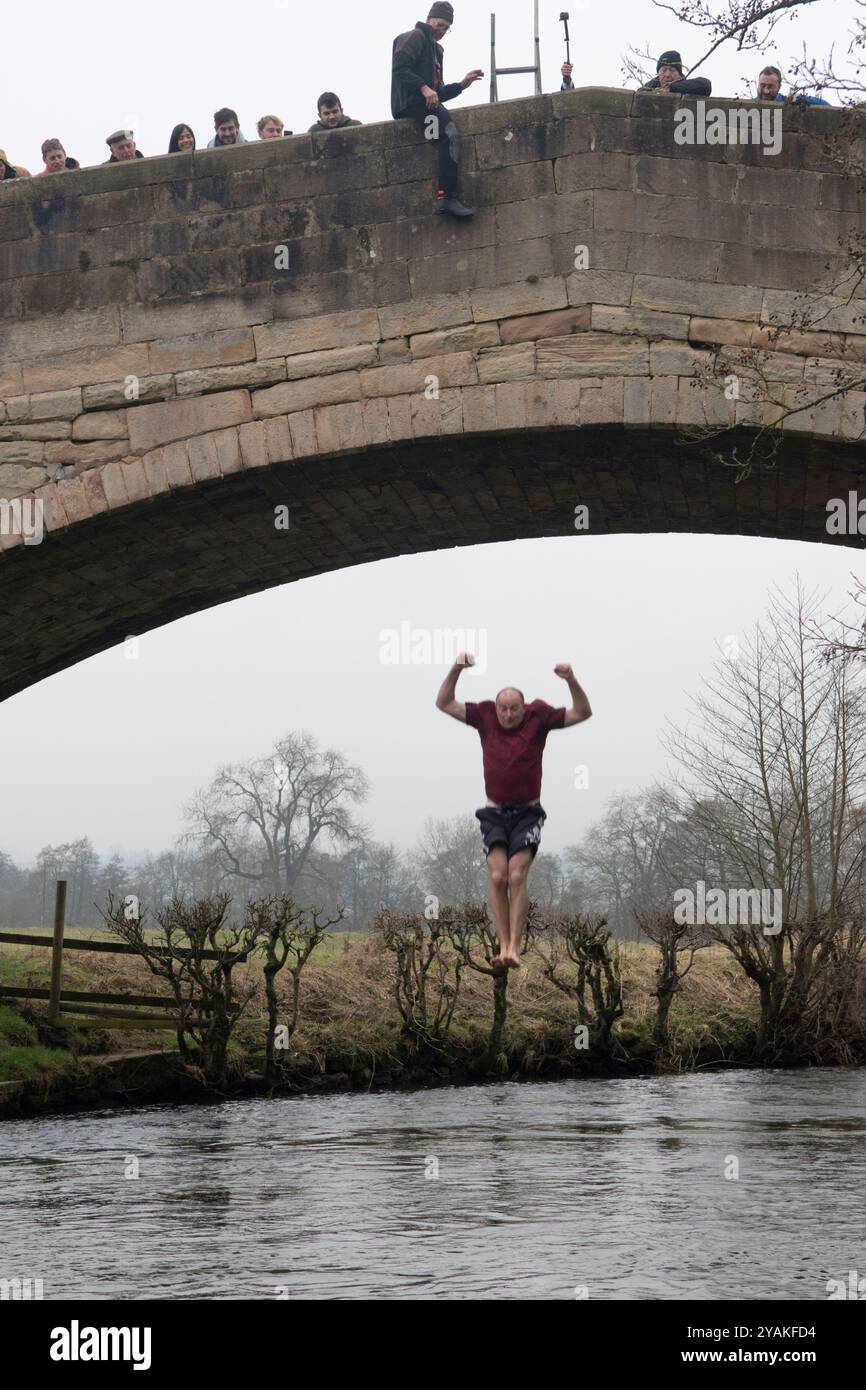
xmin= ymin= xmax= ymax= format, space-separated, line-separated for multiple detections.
xmin=175 ymin=360 xmax=287 ymax=397
xmin=283 ymin=345 xmax=378 ymax=380
xmin=567 ymin=269 xmax=635 ymax=307
xmin=410 ymin=324 xmax=501 ymax=357
xmin=537 ymin=332 xmax=648 ymax=377
xmin=360 ymin=353 xmax=477 ymax=398
xmin=254 ymin=308 xmax=380 ymax=357
xmin=72 ymin=412 xmax=128 ymax=441
xmin=378 ymin=293 xmax=473 ymax=340
xmin=148 ymin=328 xmax=256 ymax=374
xmin=633 ymin=275 xmax=764 ymax=319
xmin=127 ymin=390 xmax=253 ymax=452
xmin=476 ymin=343 xmax=536 ymax=383
xmin=593 ymin=305 xmax=689 ymax=339
xmin=471 ymin=278 xmax=567 ymax=323
xmin=499 ymin=307 xmax=590 ymax=344
xmin=253 ymin=372 xmax=361 ymax=417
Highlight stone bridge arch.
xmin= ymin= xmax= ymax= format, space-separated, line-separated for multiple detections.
xmin=1 ymin=88 xmax=864 ymax=701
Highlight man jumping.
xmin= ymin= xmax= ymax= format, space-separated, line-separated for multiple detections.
xmin=435 ymin=655 xmax=592 ymax=968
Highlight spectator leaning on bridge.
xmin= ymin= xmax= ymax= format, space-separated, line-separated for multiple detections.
xmin=207 ymin=108 xmax=249 ymax=148
xmin=0 ymin=149 xmax=31 ymax=178
xmin=258 ymin=115 xmax=287 ymax=139
xmin=391 ymin=2 xmax=484 ymax=219
xmin=309 ymin=93 xmax=362 ymax=132
xmin=757 ymin=65 xmax=830 ymax=105
xmin=38 ymin=139 xmax=79 ymax=173
xmin=105 ymin=130 xmax=144 ymax=162
xmin=640 ymin=50 xmax=711 ymax=97
xmin=168 ymin=124 xmax=196 ymax=153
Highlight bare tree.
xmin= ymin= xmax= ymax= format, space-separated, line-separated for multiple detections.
xmin=666 ymin=578 xmax=866 ymax=925
xmin=634 ymin=909 xmax=712 ymax=1049
xmin=533 ymin=912 xmax=625 ymax=1048
xmin=102 ymin=893 xmax=257 ymax=1087
xmin=410 ymin=815 xmax=487 ymax=908
xmin=184 ymin=732 xmax=369 ymax=897
xmin=244 ymin=896 xmax=342 ymax=1086
xmin=563 ymin=787 xmax=685 ymax=939
xmin=446 ymin=902 xmax=539 ymax=1069
xmin=376 ymin=907 xmax=463 ymax=1050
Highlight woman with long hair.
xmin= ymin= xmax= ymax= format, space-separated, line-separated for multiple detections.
xmin=168 ymin=124 xmax=196 ymax=154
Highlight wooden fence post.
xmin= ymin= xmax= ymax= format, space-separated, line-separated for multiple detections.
xmin=48 ymin=879 xmax=67 ymax=1024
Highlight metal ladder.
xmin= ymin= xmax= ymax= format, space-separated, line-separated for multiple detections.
xmin=489 ymin=0 xmax=542 ymax=103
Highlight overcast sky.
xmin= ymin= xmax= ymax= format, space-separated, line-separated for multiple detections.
xmin=1 ymin=1 xmax=862 ymax=866
xmin=2 ymin=0 xmax=851 ymax=167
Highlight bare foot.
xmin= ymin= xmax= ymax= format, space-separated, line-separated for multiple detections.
xmin=491 ymin=953 xmax=502 ymax=967
xmin=503 ymin=953 xmax=521 ymax=969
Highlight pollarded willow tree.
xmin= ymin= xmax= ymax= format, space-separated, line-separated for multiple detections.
xmin=184 ymin=731 xmax=370 ymax=900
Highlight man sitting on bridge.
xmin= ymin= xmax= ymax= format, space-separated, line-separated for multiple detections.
xmin=436 ymin=654 xmax=592 ymax=968
xmin=640 ymin=50 xmax=712 ymax=97
xmin=756 ymin=65 xmax=830 ymax=105
xmin=391 ymin=3 xmax=484 ymax=219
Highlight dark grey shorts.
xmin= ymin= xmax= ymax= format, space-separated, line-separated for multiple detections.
xmin=475 ymin=803 xmax=547 ymax=860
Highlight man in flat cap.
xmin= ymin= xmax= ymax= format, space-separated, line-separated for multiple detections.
xmin=391 ymin=3 xmax=484 ymax=218
xmin=640 ymin=50 xmax=711 ymax=97
xmin=104 ymin=130 xmax=145 ymax=162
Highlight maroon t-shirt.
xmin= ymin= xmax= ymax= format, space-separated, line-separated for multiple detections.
xmin=465 ymin=699 xmax=567 ymax=804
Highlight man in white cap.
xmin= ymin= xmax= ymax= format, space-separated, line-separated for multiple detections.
xmin=105 ymin=130 xmax=144 ymax=162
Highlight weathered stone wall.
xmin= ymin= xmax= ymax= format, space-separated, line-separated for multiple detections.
xmin=0 ymin=88 xmax=864 ymax=699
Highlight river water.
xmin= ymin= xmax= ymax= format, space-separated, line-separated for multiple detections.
xmin=2 ymin=1069 xmax=864 ymax=1300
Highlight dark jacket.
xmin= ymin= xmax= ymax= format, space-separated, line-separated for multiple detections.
xmin=105 ymin=150 xmax=145 ymax=163
xmin=640 ymin=74 xmax=712 ymax=96
xmin=392 ymin=21 xmax=464 ymax=118
xmin=308 ymin=116 xmax=363 ymax=132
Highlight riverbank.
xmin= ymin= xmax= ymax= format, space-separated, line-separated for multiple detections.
xmin=0 ymin=932 xmax=860 ymax=1119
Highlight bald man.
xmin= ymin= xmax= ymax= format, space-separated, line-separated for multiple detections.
xmin=436 ymin=655 xmax=592 ymax=967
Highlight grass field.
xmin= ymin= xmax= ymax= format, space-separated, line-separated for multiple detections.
xmin=0 ymin=928 xmax=760 ymax=1089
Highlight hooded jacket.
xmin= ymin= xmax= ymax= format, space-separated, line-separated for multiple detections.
xmin=0 ymin=149 xmax=31 ymax=178
xmin=308 ymin=115 xmax=363 ymax=132
xmin=38 ymin=157 xmax=80 ymax=174
xmin=640 ymin=73 xmax=712 ymax=96
xmin=392 ymin=21 xmax=464 ymax=118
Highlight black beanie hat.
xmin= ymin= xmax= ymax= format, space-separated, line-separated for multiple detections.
xmin=657 ymin=50 xmax=684 ymax=74
xmin=428 ymin=3 xmax=454 ymax=22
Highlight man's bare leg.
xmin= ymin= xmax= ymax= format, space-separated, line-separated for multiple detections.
xmin=484 ymin=847 xmax=510 ymax=966
xmin=504 ymin=849 xmax=534 ymax=967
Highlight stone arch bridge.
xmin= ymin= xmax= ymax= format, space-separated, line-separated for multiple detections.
xmin=0 ymin=88 xmax=864 ymax=701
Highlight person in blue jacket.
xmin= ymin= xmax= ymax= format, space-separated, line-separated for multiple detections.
xmin=757 ymin=65 xmax=830 ymax=105
xmin=207 ymin=108 xmax=249 ymax=148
